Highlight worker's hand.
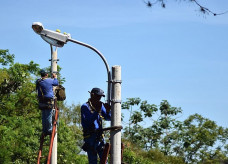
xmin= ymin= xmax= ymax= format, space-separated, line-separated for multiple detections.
xmin=93 ymin=101 xmax=102 ymax=113
xmin=104 ymin=103 xmax=111 ymax=113
xmin=52 ymin=73 xmax=57 ymax=78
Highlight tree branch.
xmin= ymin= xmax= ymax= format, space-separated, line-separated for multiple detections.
xmin=192 ymin=0 xmax=228 ymax=16
xmin=143 ymin=0 xmax=228 ymax=16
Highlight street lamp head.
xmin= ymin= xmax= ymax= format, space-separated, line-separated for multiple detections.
xmin=32 ymin=22 xmax=69 ymax=47
xmin=40 ymin=34 xmax=65 ymax=47
xmin=32 ymin=22 xmax=44 ymax=34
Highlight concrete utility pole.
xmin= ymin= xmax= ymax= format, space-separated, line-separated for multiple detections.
xmin=50 ymin=45 xmax=58 ymax=164
xmin=110 ymin=65 xmax=122 ymax=164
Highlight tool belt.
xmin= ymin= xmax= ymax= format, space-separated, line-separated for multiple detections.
xmin=83 ymin=129 xmax=104 ymax=139
xmin=38 ymin=97 xmax=54 ymax=110
xmin=83 ymin=129 xmax=96 ymax=138
xmin=82 ymin=129 xmax=104 ymax=152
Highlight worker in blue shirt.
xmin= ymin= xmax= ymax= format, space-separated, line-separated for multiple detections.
xmin=36 ymin=69 xmax=59 ymax=136
xmin=81 ymin=87 xmax=111 ymax=164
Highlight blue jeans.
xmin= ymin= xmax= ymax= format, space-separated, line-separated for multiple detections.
xmin=84 ymin=133 xmax=105 ymax=164
xmin=42 ymin=109 xmax=53 ymax=135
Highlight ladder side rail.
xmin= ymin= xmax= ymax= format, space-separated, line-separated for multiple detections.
xmin=37 ymin=135 xmax=45 ymax=164
xmin=100 ymin=143 xmax=111 ymax=164
xmin=47 ymin=106 xmax=59 ymax=164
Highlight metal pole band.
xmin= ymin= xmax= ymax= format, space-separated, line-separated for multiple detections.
xmin=49 ymin=59 xmax=59 ymax=61
xmin=110 ymin=80 xmax=122 ymax=84
xmin=111 ymin=99 xmax=122 ymax=103
xmin=102 ymin=126 xmax=123 ymax=131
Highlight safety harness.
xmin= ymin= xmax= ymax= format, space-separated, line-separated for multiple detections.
xmin=83 ymin=99 xmax=104 ymax=140
xmin=37 ymin=78 xmax=54 ymax=109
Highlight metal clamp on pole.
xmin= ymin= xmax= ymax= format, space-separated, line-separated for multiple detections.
xmin=110 ymin=80 xmax=122 ymax=84
xmin=49 ymin=59 xmax=59 ymax=61
xmin=102 ymin=126 xmax=123 ymax=132
xmin=111 ymin=99 xmax=122 ymax=104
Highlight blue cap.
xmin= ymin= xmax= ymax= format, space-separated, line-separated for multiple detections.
xmin=40 ymin=69 xmax=48 ymax=76
xmin=89 ymin=88 xmax=105 ymax=97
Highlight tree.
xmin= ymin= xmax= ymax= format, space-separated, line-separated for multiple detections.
xmin=122 ymin=98 xmax=228 ymax=163
xmin=122 ymin=98 xmax=182 ymax=151
xmin=0 ymin=49 xmax=41 ymax=163
xmin=171 ymin=114 xmax=228 ymax=163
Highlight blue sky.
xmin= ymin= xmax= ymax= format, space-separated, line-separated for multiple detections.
xmin=1 ymin=0 xmax=228 ymax=127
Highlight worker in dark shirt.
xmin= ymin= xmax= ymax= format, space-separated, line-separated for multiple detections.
xmin=81 ymin=87 xmax=111 ymax=164
xmin=36 ymin=70 xmax=58 ymax=135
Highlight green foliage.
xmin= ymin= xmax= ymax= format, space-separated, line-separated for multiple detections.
xmin=122 ymin=98 xmax=183 ymax=152
xmin=0 ymin=58 xmax=39 ymax=116
xmin=171 ymin=114 xmax=228 ymax=163
xmin=58 ymin=118 xmax=84 ymax=163
xmin=122 ymin=98 xmax=228 ymax=163
xmin=0 ymin=49 xmax=41 ymax=163
xmin=0 ymin=115 xmax=40 ymax=163
xmin=0 ymin=49 xmax=14 ymax=66
xmin=57 ymin=103 xmax=89 ymax=164
xmin=122 ymin=139 xmax=184 ymax=164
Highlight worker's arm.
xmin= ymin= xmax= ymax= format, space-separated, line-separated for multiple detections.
xmin=52 ymin=73 xmax=59 ymax=86
xmin=101 ymin=103 xmax=111 ymax=121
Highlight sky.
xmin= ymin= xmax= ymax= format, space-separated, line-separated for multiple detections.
xmin=1 ymin=0 xmax=228 ymax=127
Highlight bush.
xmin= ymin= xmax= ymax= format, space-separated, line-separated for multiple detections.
xmin=122 ymin=140 xmax=184 ymax=164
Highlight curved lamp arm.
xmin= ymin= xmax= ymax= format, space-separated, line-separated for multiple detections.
xmin=68 ymin=38 xmax=111 ymax=105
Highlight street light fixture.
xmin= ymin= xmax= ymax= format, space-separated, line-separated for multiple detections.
xmin=32 ymin=22 xmax=68 ymax=47
xmin=32 ymin=22 xmax=111 ymax=104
